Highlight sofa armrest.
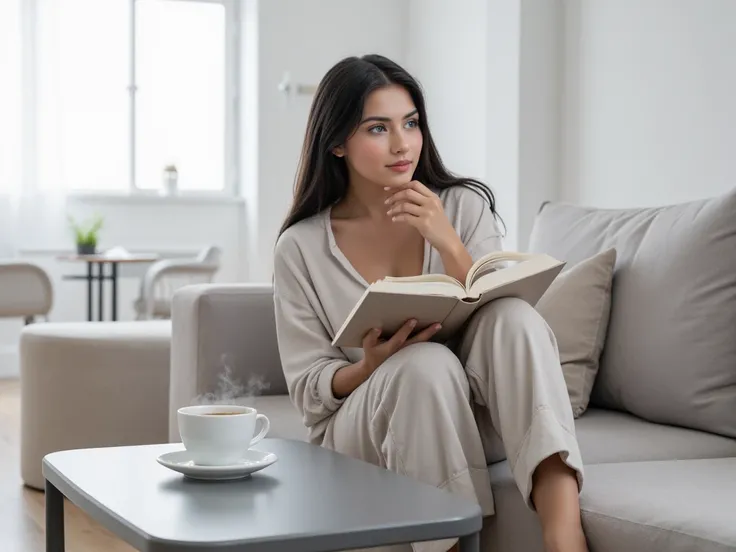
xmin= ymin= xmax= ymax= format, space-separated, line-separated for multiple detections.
xmin=169 ymin=283 xmax=287 ymax=441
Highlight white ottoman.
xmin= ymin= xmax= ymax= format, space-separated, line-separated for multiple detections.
xmin=20 ymin=321 xmax=171 ymax=489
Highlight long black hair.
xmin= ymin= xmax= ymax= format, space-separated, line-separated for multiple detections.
xmin=278 ymin=54 xmax=499 ymax=238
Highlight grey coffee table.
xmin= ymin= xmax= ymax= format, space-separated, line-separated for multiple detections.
xmin=43 ymin=438 xmax=482 ymax=552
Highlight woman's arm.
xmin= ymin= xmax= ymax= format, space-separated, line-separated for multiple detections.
xmin=273 ymin=235 xmax=354 ymax=430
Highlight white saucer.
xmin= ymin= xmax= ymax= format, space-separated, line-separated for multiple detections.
xmin=156 ymin=449 xmax=278 ymax=481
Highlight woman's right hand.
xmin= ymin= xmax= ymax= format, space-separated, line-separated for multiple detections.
xmin=361 ymin=319 xmax=443 ymax=374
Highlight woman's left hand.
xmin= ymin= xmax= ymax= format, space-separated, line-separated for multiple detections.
xmin=385 ymin=180 xmax=462 ymax=254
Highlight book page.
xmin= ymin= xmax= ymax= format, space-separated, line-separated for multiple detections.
xmin=465 ymin=251 xmax=540 ymax=288
xmin=381 ymin=273 xmax=464 ymax=287
xmin=468 ymin=254 xmax=565 ymax=297
xmin=467 ymin=264 xmax=565 ymax=314
xmin=370 ymin=278 xmax=466 ymax=299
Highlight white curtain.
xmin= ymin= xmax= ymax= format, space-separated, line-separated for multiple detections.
xmin=0 ymin=0 xmax=78 ymax=257
xmin=0 ymin=0 xmax=23 ymax=256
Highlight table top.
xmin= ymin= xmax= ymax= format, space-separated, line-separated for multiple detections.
xmin=42 ymin=438 xmax=482 ymax=552
xmin=57 ymin=253 xmax=160 ymax=263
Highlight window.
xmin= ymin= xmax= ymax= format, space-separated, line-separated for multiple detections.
xmin=33 ymin=0 xmax=237 ymax=194
xmin=0 ymin=0 xmax=22 ymax=195
xmin=135 ymin=1 xmax=226 ymax=191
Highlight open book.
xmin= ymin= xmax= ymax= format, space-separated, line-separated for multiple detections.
xmin=331 ymin=251 xmax=565 ymax=348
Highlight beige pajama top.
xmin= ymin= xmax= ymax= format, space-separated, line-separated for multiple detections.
xmin=272 ymin=185 xmax=504 ymax=443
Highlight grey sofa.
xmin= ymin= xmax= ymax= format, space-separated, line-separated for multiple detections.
xmin=170 ymin=189 xmax=736 ymax=552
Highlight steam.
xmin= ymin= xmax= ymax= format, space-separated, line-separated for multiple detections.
xmin=193 ymin=353 xmax=270 ymax=406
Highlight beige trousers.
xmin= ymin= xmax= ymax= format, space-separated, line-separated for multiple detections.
xmin=321 ymin=298 xmax=584 ymax=552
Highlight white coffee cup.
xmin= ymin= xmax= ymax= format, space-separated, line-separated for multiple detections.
xmin=177 ymin=404 xmax=270 ymax=466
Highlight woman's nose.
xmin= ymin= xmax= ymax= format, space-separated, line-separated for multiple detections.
xmin=391 ymin=131 xmax=409 ymax=154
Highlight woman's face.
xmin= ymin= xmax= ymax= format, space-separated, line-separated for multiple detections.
xmin=336 ymin=84 xmax=423 ymax=189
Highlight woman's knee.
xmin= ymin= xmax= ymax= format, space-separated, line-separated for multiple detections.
xmin=381 ymin=342 xmax=467 ymax=394
xmin=474 ymin=297 xmax=549 ymax=333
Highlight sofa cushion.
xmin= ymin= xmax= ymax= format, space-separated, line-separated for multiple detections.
xmin=574 ymin=408 xmax=736 ymax=464
xmin=536 ymin=249 xmax=617 ymax=418
xmin=528 ymin=188 xmax=736 ymax=438
xmin=580 ymin=458 xmax=736 ymax=552
xmin=237 ymin=395 xmax=307 ymax=442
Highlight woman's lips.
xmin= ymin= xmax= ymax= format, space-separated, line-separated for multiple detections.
xmin=387 ymin=160 xmax=412 ymax=173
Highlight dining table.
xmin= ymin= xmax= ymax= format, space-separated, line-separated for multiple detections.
xmin=57 ymin=253 xmax=160 ymax=321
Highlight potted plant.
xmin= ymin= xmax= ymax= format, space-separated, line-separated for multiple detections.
xmin=68 ymin=214 xmax=104 ymax=255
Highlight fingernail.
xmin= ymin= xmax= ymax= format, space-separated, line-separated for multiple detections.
xmin=384 ymin=187 xmax=390 ymax=191
xmin=384 ymin=198 xmax=390 ymax=204
xmin=410 ymin=319 xmax=417 ymax=328
xmin=436 ymin=324 xmax=442 ymax=330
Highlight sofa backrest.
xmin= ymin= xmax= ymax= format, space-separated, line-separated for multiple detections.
xmin=527 ymin=188 xmax=736 ymax=439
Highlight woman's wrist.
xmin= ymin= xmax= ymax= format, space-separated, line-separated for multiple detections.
xmin=438 ymin=236 xmax=473 ymax=283
xmin=331 ymin=359 xmax=373 ymax=399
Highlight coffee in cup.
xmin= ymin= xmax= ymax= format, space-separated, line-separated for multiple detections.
xmin=177 ymin=405 xmax=270 ymax=466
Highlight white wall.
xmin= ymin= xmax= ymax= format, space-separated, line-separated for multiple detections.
xmin=406 ymin=0 xmax=735 ymax=249
xmin=518 ymin=0 xmax=561 ymax=248
xmin=405 ymin=0 xmax=488 ymax=182
xmin=406 ymin=0 xmax=562 ymax=251
xmin=484 ymin=0 xmax=522 ymax=251
xmin=561 ymin=0 xmax=736 ymax=207
xmin=242 ymin=0 xmax=409 ymax=281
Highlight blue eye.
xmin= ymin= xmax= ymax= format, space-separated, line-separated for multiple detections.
xmin=369 ymin=125 xmax=386 ymax=134
xmin=405 ymin=119 xmax=419 ymax=129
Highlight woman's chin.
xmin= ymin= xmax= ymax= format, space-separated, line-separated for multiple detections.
xmin=381 ymin=171 xmax=414 ymax=187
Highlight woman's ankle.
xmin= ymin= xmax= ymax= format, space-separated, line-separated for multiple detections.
xmin=543 ymin=523 xmax=588 ymax=552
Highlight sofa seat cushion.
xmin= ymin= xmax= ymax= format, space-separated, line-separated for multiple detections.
xmin=236 ymin=395 xmax=307 ymax=442
xmin=581 ymin=458 xmax=736 ymax=552
xmin=575 ymin=408 xmax=736 ymax=463
xmin=212 ymin=399 xmax=736 ymax=465
xmin=481 ymin=410 xmax=736 ymax=552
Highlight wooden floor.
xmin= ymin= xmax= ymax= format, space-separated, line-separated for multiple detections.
xmin=0 ymin=379 xmax=135 ymax=552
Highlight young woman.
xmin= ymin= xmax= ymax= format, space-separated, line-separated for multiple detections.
xmin=273 ymin=54 xmax=588 ymax=552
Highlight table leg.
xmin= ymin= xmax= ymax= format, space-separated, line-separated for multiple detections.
xmin=86 ymin=263 xmax=93 ymax=322
xmin=458 ymin=532 xmax=479 ymax=552
xmin=98 ymin=262 xmax=104 ymax=321
xmin=45 ymin=479 xmax=65 ymax=552
xmin=111 ymin=263 xmax=118 ymax=321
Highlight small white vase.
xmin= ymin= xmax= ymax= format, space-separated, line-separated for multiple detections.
xmin=163 ymin=169 xmax=178 ymax=195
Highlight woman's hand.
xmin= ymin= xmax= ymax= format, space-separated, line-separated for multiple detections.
xmin=362 ymin=319 xmax=442 ymax=374
xmin=385 ymin=180 xmax=461 ymax=254
xmin=332 ymin=319 xmax=442 ymax=399
xmin=385 ymin=180 xmax=474 ymax=283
